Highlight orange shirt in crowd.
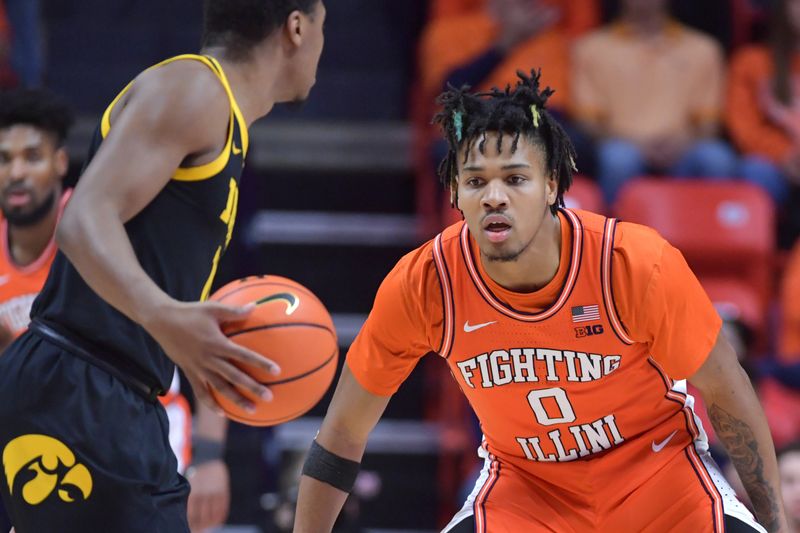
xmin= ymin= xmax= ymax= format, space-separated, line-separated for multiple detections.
xmin=780 ymin=242 xmax=800 ymax=362
xmin=418 ymin=0 xmax=599 ymax=106
xmin=571 ymin=21 xmax=724 ymax=143
xmin=725 ymin=46 xmax=800 ymax=164
xmin=0 ymin=191 xmax=71 ymax=337
xmin=429 ymin=0 xmax=599 ymax=38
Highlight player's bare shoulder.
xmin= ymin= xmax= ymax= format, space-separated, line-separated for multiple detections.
xmin=109 ymin=59 xmax=231 ymax=161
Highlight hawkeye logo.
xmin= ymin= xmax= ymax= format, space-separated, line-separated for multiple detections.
xmin=256 ymin=292 xmax=299 ymax=315
xmin=3 ymin=435 xmax=93 ymax=505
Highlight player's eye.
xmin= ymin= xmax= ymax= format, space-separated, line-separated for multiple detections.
xmin=507 ymin=175 xmax=526 ymax=185
xmin=465 ymin=177 xmax=484 ymax=187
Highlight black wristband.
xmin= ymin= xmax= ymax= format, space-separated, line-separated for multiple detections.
xmin=192 ymin=437 xmax=224 ymax=466
xmin=301 ymin=440 xmax=360 ymax=493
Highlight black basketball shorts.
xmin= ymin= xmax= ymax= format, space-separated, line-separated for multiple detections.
xmin=0 ymin=329 xmax=189 ymax=533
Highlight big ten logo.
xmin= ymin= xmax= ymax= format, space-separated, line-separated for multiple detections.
xmin=575 ymin=324 xmax=604 ymax=338
xmin=3 ymin=434 xmax=93 ymax=505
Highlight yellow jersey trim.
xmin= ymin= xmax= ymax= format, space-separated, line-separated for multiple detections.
xmin=206 ymin=56 xmax=249 ymax=156
xmin=98 ymin=54 xmax=249 ymax=183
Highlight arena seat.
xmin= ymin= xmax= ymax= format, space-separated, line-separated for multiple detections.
xmin=564 ymin=175 xmax=605 ymax=214
xmin=613 ymin=178 xmax=775 ymax=349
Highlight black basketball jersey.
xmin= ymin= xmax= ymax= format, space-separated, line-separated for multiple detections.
xmin=31 ymin=54 xmax=248 ymax=391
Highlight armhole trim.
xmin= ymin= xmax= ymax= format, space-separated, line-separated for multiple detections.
xmin=601 ymin=218 xmax=635 ymax=345
xmin=98 ymin=54 xmax=242 ymax=182
xmin=433 ymin=233 xmax=455 ymax=358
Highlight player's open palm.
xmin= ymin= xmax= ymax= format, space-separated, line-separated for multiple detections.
xmin=145 ymin=300 xmax=279 ymax=412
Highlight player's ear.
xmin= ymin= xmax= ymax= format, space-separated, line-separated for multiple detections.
xmin=54 ymin=147 xmax=69 ymax=180
xmin=546 ymin=171 xmax=558 ymax=206
xmin=284 ymin=10 xmax=306 ymax=48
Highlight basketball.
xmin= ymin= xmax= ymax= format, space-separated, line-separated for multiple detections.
xmin=209 ymin=275 xmax=338 ymax=426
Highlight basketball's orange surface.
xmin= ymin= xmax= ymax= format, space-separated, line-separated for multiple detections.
xmin=210 ymin=275 xmax=338 ymax=426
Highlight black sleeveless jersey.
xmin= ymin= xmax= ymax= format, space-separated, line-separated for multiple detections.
xmin=31 ymin=54 xmax=248 ymax=391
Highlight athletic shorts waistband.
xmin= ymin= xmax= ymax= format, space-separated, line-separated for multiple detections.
xmin=29 ymin=319 xmax=164 ymax=402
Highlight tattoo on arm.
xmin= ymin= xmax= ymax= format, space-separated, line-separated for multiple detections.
xmin=708 ymin=403 xmax=780 ymax=532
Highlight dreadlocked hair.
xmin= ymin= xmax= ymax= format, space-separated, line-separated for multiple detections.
xmin=433 ymin=69 xmax=577 ymax=215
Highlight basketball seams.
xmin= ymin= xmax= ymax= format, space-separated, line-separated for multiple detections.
xmin=257 ymin=350 xmax=337 ymax=386
xmin=226 ymin=322 xmax=336 ymax=338
xmin=208 ymin=276 xmax=337 ymax=426
xmin=213 ymin=278 xmax=322 ymax=306
xmin=225 ymin=325 xmax=337 ymax=383
xmin=216 ymin=281 xmax=335 ymax=330
xmin=223 ymin=353 xmax=337 ymax=426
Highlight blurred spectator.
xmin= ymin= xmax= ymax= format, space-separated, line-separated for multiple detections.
xmin=778 ymin=441 xmax=800 ymax=532
xmin=604 ymin=0 xmax=741 ymax=50
xmin=727 ymin=0 xmax=800 ymax=208
xmin=780 ymin=241 xmax=800 ymax=363
xmin=417 ymin=0 xmax=600 ymax=179
xmin=0 ymin=0 xmax=14 ymax=88
xmin=418 ymin=0 xmax=599 ymax=106
xmin=427 ymin=0 xmax=599 ymax=36
xmin=572 ymin=0 xmax=736 ymax=204
xmin=5 ymin=0 xmax=43 ymax=87
xmin=752 ymin=239 xmax=800 ymax=451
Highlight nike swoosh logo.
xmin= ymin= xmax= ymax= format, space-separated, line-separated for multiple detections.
xmin=651 ymin=430 xmax=678 ymax=453
xmin=232 ymin=144 xmax=242 ymax=155
xmin=463 ymin=320 xmax=496 ymax=333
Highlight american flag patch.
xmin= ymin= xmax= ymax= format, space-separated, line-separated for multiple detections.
xmin=571 ymin=305 xmax=600 ymax=323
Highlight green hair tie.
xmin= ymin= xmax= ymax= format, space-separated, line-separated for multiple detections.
xmin=530 ymin=104 xmax=541 ymax=128
xmin=453 ymin=111 xmax=463 ymax=142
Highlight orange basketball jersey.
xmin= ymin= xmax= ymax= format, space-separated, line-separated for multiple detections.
xmin=160 ymin=369 xmax=192 ymax=474
xmin=0 ymin=190 xmax=70 ymax=337
xmin=347 ymin=208 xmax=765 ymax=530
xmin=433 ymin=209 xmax=719 ymax=512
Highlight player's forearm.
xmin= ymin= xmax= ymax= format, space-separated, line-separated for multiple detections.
xmin=195 ymin=401 xmax=228 ymax=443
xmin=705 ymin=367 xmax=788 ymax=532
xmin=294 ymin=415 xmax=371 ymax=532
xmin=56 ymin=202 xmax=172 ymax=327
xmin=293 ymin=475 xmax=349 ymax=533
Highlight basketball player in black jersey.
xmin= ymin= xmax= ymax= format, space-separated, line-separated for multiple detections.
xmin=0 ymin=1 xmax=325 ymax=531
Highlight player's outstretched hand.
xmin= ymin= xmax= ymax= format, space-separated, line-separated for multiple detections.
xmin=144 ymin=300 xmax=280 ymax=412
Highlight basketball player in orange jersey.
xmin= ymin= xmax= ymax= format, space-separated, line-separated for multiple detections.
xmin=0 ymin=88 xmax=72 ymax=533
xmin=0 ymin=89 xmax=72 ymax=351
xmin=0 ymin=87 xmax=241 ymax=532
xmin=295 ymin=72 xmax=788 ymax=532
xmin=0 ymin=1 xmax=325 ymax=531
